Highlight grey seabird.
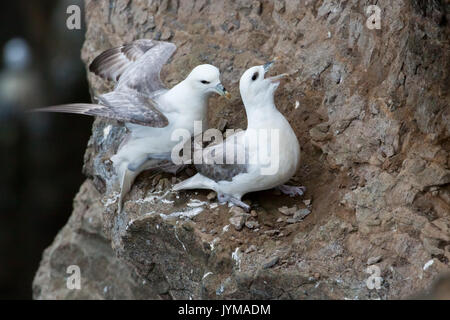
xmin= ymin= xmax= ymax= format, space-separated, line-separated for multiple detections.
xmin=173 ymin=61 xmax=305 ymax=211
xmin=34 ymin=39 xmax=230 ymax=212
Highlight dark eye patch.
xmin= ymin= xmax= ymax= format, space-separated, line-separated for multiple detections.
xmin=201 ymin=80 xmax=210 ymax=84
xmin=251 ymin=72 xmax=259 ymax=81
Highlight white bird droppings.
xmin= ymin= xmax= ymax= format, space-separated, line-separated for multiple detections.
xmin=202 ymin=272 xmax=213 ymax=280
xmin=423 ymin=259 xmax=434 ymax=271
xmin=160 ymin=207 xmax=204 ymax=220
xmin=222 ymin=224 xmax=230 ymax=233
xmin=232 ymin=247 xmax=242 ymax=271
xmin=187 ymin=199 xmax=208 ymax=207
xmin=103 ymin=125 xmax=112 ymax=141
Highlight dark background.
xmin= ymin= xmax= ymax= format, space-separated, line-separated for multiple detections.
xmin=0 ymin=0 xmax=92 ymax=299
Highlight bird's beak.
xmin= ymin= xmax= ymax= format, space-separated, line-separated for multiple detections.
xmin=263 ymin=57 xmax=279 ymax=73
xmin=263 ymin=60 xmax=275 ymax=73
xmin=214 ymin=83 xmax=231 ymax=99
xmin=268 ymin=73 xmax=289 ymax=83
xmin=263 ymin=57 xmax=288 ymax=83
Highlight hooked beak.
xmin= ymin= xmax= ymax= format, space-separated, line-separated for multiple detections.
xmin=263 ymin=57 xmax=288 ymax=83
xmin=214 ymin=83 xmax=231 ymax=99
xmin=263 ymin=60 xmax=276 ymax=73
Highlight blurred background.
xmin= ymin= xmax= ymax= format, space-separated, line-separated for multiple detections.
xmin=0 ymin=0 xmax=92 ymax=299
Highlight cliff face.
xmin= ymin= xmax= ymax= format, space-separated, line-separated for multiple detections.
xmin=33 ymin=0 xmax=449 ymax=299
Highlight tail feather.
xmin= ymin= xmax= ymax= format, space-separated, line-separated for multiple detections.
xmin=115 ymin=157 xmax=169 ymax=212
xmin=118 ymin=167 xmax=139 ymax=213
xmin=31 ymin=104 xmax=106 ymax=116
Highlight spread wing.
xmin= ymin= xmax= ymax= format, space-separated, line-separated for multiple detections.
xmin=33 ymin=91 xmax=168 ymax=127
xmin=89 ymin=39 xmax=177 ymax=96
xmin=195 ymin=131 xmax=249 ymax=182
xmin=33 ymin=40 xmax=176 ymax=127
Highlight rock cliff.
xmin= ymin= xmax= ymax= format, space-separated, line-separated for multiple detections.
xmin=34 ymin=0 xmax=449 ymax=299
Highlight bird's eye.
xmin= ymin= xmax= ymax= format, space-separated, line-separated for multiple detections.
xmin=201 ymin=80 xmax=210 ymax=84
xmin=252 ymin=72 xmax=259 ymax=81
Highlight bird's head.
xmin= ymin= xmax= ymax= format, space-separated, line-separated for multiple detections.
xmin=239 ymin=59 xmax=287 ymax=107
xmin=185 ymin=64 xmax=230 ymax=99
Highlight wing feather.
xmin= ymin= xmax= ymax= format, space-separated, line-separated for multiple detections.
xmin=89 ymin=39 xmax=176 ymax=94
xmin=33 ymin=92 xmax=168 ymax=128
xmin=34 ymin=104 xmax=113 ymax=117
xmin=195 ymin=131 xmax=249 ymax=182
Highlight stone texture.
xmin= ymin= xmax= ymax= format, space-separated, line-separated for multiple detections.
xmin=33 ymin=0 xmax=449 ymax=299
xmin=32 ymin=180 xmax=159 ymax=299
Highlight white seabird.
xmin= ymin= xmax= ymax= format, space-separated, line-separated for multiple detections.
xmin=173 ymin=61 xmax=305 ymax=211
xmin=34 ymin=39 xmax=230 ymax=212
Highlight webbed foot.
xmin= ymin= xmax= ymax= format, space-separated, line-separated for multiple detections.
xmin=277 ymin=184 xmax=306 ymax=197
xmin=217 ymin=194 xmax=251 ymax=212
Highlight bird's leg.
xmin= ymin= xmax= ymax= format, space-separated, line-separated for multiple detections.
xmin=229 ymin=198 xmax=251 ymax=212
xmin=277 ymin=184 xmax=306 ymax=197
xmin=217 ymin=193 xmax=228 ymax=205
xmin=218 ymin=193 xmax=251 ymax=212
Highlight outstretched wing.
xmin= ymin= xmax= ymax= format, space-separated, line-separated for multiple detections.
xmin=89 ymin=39 xmax=177 ymax=95
xmin=34 ymin=91 xmax=168 ymax=128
